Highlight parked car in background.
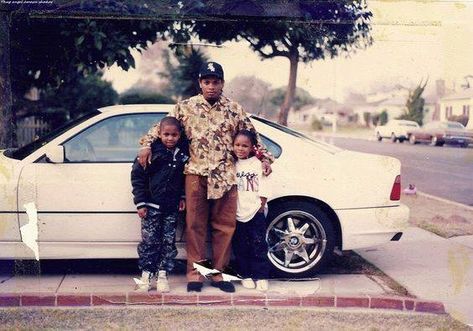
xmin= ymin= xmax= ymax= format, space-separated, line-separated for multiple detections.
xmin=0 ymin=104 xmax=409 ymax=277
xmin=375 ymin=120 xmax=420 ymax=143
xmin=407 ymin=121 xmax=473 ymax=147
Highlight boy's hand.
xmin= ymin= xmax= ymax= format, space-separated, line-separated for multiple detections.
xmin=137 ymin=207 xmax=147 ymax=219
xmin=179 ymin=199 xmax=186 ymax=211
xmin=262 ymin=160 xmax=272 ymax=176
xmin=138 ymin=148 xmax=152 ymax=169
xmin=258 ymin=197 xmax=267 ymax=213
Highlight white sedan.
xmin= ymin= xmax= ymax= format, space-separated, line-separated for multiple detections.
xmin=375 ymin=119 xmax=420 ymax=143
xmin=0 ymin=104 xmax=409 ymax=277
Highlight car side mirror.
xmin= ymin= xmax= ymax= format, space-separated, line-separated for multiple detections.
xmin=45 ymin=145 xmax=65 ymax=163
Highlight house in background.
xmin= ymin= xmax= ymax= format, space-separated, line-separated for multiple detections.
xmin=287 ymin=98 xmax=354 ymax=127
xmin=350 ymin=86 xmax=410 ymax=127
xmin=439 ymin=88 xmax=473 ymax=128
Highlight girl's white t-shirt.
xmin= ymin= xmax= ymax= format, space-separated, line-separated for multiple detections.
xmin=235 ymin=156 xmax=271 ymax=222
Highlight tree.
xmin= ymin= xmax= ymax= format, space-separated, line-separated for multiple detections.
xmin=225 ymin=76 xmax=272 ymax=116
xmin=161 ymin=46 xmax=209 ymax=100
xmin=185 ymin=1 xmax=373 ymax=125
xmin=379 ymin=110 xmax=388 ymax=125
xmin=120 ymin=92 xmax=174 ymax=105
xmin=41 ymin=73 xmax=119 ymax=120
xmin=268 ymin=87 xmax=316 ymax=112
xmin=1 ymin=14 xmax=170 ymax=147
xmin=0 ymin=12 xmax=13 ymax=148
xmin=397 ymin=81 xmax=427 ymax=126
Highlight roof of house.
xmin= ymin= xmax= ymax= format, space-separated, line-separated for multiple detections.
xmin=441 ymin=88 xmax=473 ymax=101
xmin=378 ymin=95 xmax=406 ymax=107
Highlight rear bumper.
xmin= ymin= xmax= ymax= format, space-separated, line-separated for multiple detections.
xmin=336 ymin=203 xmax=409 ymax=250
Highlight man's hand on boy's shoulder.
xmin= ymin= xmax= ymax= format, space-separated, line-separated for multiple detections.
xmin=138 ymin=147 xmax=152 ymax=168
xmin=137 ymin=207 xmax=147 ymax=219
xmin=179 ymin=199 xmax=186 ymax=212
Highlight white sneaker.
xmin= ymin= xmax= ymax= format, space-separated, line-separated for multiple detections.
xmin=256 ymin=279 xmax=269 ymax=292
xmin=135 ymin=271 xmax=153 ymax=292
xmin=156 ymin=270 xmax=170 ymax=293
xmin=241 ymin=278 xmax=256 ymax=289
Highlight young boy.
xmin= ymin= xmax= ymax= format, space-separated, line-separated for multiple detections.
xmin=131 ymin=116 xmax=189 ymax=292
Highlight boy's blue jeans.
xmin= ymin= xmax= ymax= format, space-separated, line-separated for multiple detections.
xmin=138 ymin=207 xmax=178 ymax=273
xmin=232 ymin=212 xmax=270 ymax=280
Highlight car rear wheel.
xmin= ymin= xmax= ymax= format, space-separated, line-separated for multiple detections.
xmin=409 ymin=135 xmax=417 ymax=145
xmin=390 ymin=133 xmax=397 ymax=143
xmin=376 ymin=132 xmax=382 ymax=141
xmin=461 ymin=142 xmax=469 ymax=148
xmin=266 ymin=201 xmax=336 ymax=277
xmin=430 ymin=136 xmax=440 ymax=146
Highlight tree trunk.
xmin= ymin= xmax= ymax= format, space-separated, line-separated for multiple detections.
xmin=278 ymin=53 xmax=298 ymax=126
xmin=0 ymin=12 xmax=13 ymax=148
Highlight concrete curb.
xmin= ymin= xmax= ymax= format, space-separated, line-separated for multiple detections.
xmin=417 ymin=191 xmax=473 ymax=211
xmin=0 ymin=292 xmax=446 ymax=314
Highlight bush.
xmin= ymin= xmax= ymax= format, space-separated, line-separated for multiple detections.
xmin=379 ymin=110 xmax=388 ymax=125
xmin=311 ymin=118 xmax=323 ymax=131
xmin=448 ymin=115 xmax=469 ymax=127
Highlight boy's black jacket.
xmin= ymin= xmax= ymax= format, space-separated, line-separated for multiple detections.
xmin=131 ymin=139 xmax=189 ymax=212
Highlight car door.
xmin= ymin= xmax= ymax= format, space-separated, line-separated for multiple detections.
xmin=17 ymin=113 xmax=165 ymax=244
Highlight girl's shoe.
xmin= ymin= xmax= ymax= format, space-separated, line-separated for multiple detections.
xmin=135 ymin=271 xmax=153 ymax=292
xmin=241 ymin=278 xmax=256 ymax=289
xmin=156 ymin=270 xmax=170 ymax=292
xmin=256 ymin=279 xmax=269 ymax=292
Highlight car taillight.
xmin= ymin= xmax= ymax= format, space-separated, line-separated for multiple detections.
xmin=390 ymin=175 xmax=401 ymax=200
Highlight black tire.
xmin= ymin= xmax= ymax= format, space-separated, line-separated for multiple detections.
xmin=461 ymin=142 xmax=469 ymax=148
xmin=266 ymin=201 xmax=336 ymax=278
xmin=399 ymin=138 xmax=405 ymax=143
xmin=376 ymin=132 xmax=382 ymax=142
xmin=390 ymin=133 xmax=397 ymax=143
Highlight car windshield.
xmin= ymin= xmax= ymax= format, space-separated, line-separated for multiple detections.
xmin=251 ymin=115 xmax=342 ymax=154
xmin=5 ymin=111 xmax=100 ymax=160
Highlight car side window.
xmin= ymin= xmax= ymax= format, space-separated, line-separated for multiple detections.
xmin=63 ymin=114 xmax=165 ymax=162
xmin=260 ymin=135 xmax=282 ymax=158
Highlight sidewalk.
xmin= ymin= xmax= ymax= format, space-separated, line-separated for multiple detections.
xmin=357 ymin=227 xmax=473 ymax=326
xmin=0 ymin=268 xmax=445 ymax=313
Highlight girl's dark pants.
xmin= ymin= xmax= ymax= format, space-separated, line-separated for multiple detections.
xmin=232 ymin=211 xmax=270 ymax=280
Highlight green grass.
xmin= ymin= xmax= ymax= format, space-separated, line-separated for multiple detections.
xmin=0 ymin=307 xmax=469 ymax=330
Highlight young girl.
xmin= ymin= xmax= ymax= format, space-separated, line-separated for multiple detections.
xmin=232 ymin=130 xmax=271 ymax=291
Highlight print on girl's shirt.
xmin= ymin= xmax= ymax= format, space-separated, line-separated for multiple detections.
xmin=237 ymin=171 xmax=259 ymax=192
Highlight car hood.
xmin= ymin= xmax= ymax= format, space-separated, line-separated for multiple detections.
xmin=0 ymin=150 xmax=20 ymax=211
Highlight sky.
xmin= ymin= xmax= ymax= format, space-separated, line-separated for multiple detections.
xmin=103 ymin=0 xmax=473 ymax=102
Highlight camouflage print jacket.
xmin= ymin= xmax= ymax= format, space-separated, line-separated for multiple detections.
xmin=140 ymin=94 xmax=273 ymax=200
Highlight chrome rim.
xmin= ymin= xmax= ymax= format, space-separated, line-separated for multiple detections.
xmin=266 ymin=210 xmax=327 ymax=273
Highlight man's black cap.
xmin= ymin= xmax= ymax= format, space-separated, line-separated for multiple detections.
xmin=199 ymin=62 xmax=224 ymax=80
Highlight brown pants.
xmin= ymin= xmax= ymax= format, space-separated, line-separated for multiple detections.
xmin=185 ymin=175 xmax=237 ymax=282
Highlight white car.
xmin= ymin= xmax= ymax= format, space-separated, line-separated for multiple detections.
xmin=0 ymin=104 xmax=409 ymax=276
xmin=375 ymin=120 xmax=420 ymax=143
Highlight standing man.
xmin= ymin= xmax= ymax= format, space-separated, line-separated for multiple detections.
xmin=138 ymin=62 xmax=272 ymax=293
